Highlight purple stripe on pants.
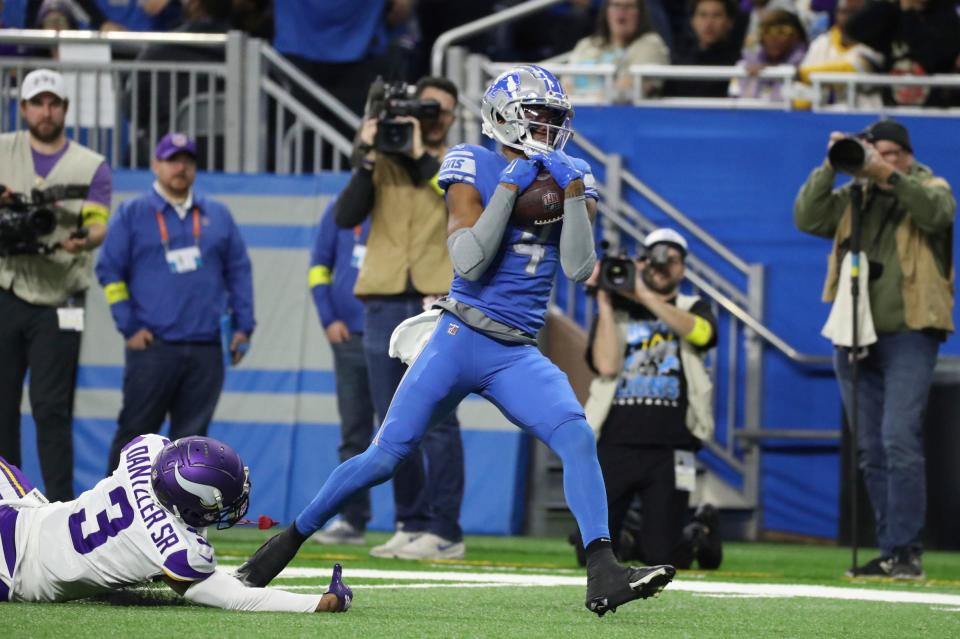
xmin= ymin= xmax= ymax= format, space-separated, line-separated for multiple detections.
xmin=0 ymin=456 xmax=33 ymax=499
xmin=0 ymin=505 xmax=19 ymax=601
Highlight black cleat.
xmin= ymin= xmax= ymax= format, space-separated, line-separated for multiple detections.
xmin=235 ymin=527 xmax=305 ymax=587
xmin=585 ymin=563 xmax=676 ymax=617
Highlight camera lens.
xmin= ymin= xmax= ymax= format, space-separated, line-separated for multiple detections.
xmin=828 ymin=137 xmax=867 ymax=175
xmin=607 ymin=263 xmax=627 ymax=286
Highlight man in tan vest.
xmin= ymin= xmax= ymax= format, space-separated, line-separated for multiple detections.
xmin=0 ymin=69 xmax=113 ymax=501
xmin=795 ymin=119 xmax=955 ymax=580
xmin=323 ymin=76 xmax=464 ymax=560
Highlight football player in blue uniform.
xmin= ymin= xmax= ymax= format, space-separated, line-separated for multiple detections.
xmin=237 ymin=65 xmax=675 ymax=616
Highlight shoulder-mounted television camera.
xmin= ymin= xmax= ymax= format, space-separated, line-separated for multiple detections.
xmin=0 ymin=183 xmax=89 ymax=256
xmin=591 ymin=243 xmax=677 ymax=295
xmin=365 ymin=77 xmax=441 ymax=155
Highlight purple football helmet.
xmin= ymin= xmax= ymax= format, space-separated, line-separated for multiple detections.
xmin=151 ymin=436 xmax=250 ymax=529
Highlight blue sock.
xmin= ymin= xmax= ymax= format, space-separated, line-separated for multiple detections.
xmin=547 ymin=419 xmax=611 ymax=546
xmin=294 ymin=444 xmax=401 ymax=536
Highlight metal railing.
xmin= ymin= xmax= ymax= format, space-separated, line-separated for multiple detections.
xmin=0 ymin=29 xmax=357 ymax=174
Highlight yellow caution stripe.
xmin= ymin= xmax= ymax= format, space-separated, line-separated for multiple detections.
xmin=308 ymin=265 xmax=332 ymax=288
xmin=685 ymin=315 xmax=714 ymax=347
xmin=103 ymin=281 xmax=130 ymax=305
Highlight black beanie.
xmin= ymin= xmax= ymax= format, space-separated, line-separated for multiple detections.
xmin=863 ymin=120 xmax=912 ymax=153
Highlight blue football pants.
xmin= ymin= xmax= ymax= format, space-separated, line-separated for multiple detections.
xmin=296 ymin=312 xmax=611 ymax=545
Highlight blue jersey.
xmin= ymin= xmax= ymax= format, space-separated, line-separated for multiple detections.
xmin=437 ymin=144 xmax=598 ymax=336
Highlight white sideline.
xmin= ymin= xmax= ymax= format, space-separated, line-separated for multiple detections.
xmin=220 ymin=565 xmax=960 ymax=607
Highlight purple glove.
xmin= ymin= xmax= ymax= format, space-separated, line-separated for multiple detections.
xmin=499 ymin=157 xmax=540 ymax=191
xmin=531 ymin=150 xmax=583 ymax=189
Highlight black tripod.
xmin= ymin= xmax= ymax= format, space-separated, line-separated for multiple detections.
xmin=847 ymin=181 xmax=866 ymax=573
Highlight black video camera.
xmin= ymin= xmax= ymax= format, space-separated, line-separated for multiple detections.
xmin=365 ymin=77 xmax=441 ymax=155
xmin=594 ymin=243 xmax=677 ymax=295
xmin=0 ymin=184 xmax=89 ymax=256
xmin=597 ymin=256 xmax=636 ymax=294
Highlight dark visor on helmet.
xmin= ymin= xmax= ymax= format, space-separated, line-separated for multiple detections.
xmin=522 ymin=105 xmax=568 ymax=127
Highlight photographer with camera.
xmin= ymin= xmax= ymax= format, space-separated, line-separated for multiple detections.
xmin=573 ymin=228 xmax=723 ymax=570
xmin=0 ymin=69 xmax=112 ymax=502
xmin=794 ymin=119 xmax=955 ymax=579
xmin=329 ymin=76 xmax=465 ymax=561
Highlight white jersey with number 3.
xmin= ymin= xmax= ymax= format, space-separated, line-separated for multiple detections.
xmin=8 ymin=434 xmax=216 ymax=602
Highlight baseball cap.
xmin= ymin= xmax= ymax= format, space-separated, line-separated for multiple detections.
xmin=863 ymin=119 xmax=912 ymax=153
xmin=20 ymin=69 xmax=66 ymax=102
xmin=644 ymin=228 xmax=688 ymax=257
xmin=155 ymin=132 xmax=197 ymax=160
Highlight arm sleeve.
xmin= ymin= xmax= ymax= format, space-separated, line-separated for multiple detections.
xmin=893 ymin=174 xmax=956 ymax=235
xmin=309 ymin=205 xmax=339 ymax=328
xmin=334 ymin=167 xmax=375 ymax=228
xmin=182 ymin=569 xmax=321 ymax=613
xmin=81 ymin=160 xmax=112 ymax=227
xmin=447 ymin=185 xmax=516 ymax=281
xmin=94 ymin=204 xmax=141 ymax=338
xmin=793 ymin=163 xmax=848 ymax=238
xmin=223 ymin=211 xmax=256 ymax=335
xmin=558 ymin=194 xmax=596 ymax=282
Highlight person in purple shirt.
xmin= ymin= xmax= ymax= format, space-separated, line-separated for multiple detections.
xmin=0 ymin=69 xmax=112 ymax=502
xmin=729 ymin=8 xmax=808 ymax=100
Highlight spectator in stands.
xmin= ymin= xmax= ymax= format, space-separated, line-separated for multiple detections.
xmin=742 ymin=0 xmax=801 ymax=48
xmin=307 ymin=200 xmax=377 ymax=546
xmin=88 ymin=0 xmax=182 ymax=31
xmin=729 ymin=8 xmax=807 ymax=100
xmin=332 ymin=76 xmax=465 ymax=561
xmin=126 ymin=0 xmax=232 ymax=169
xmin=664 ymin=0 xmax=742 ymax=98
xmin=569 ymin=229 xmax=723 ymax=571
xmin=32 ymin=0 xmax=79 ymax=60
xmin=845 ymin=0 xmax=960 ymax=108
xmin=566 ymin=0 xmax=670 ymax=102
xmin=273 ymin=0 xmax=414 ymax=118
xmin=796 ymin=0 xmax=882 ymax=107
xmin=35 ymin=0 xmax=78 ymax=30
xmin=96 ymin=132 xmax=255 ymax=475
xmin=0 ymin=69 xmax=113 ymax=503
xmin=794 ymin=120 xmax=955 ymax=580
xmin=26 ymin=0 xmax=183 ymax=32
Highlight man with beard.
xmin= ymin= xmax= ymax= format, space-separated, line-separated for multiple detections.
xmin=95 ymin=132 xmax=254 ymax=473
xmin=572 ymin=228 xmax=723 ymax=571
xmin=0 ymin=69 xmax=112 ymax=502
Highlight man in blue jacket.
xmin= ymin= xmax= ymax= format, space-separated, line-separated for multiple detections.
xmin=96 ymin=132 xmax=255 ymax=473
xmin=308 ymin=200 xmax=375 ymax=545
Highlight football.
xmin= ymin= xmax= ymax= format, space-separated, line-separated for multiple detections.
xmin=512 ymin=170 xmax=565 ymax=227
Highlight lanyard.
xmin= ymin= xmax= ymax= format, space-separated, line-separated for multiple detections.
xmin=155 ymin=207 xmax=200 ymax=253
xmin=353 ymin=224 xmax=363 ymax=242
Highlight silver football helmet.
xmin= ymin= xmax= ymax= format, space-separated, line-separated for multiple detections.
xmin=480 ymin=64 xmax=574 ymax=157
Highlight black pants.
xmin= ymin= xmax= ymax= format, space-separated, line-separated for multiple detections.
xmin=0 ymin=289 xmax=80 ymax=502
xmin=106 ymin=341 xmax=224 ymax=473
xmin=598 ymin=444 xmax=694 ymax=568
xmin=330 ymin=335 xmax=376 ymax=531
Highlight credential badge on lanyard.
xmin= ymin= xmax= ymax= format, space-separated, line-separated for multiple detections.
xmin=157 ymin=208 xmax=203 ymax=274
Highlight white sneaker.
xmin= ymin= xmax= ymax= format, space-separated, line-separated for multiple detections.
xmin=311 ymin=519 xmax=365 ymax=546
xmin=369 ymin=529 xmax=423 ymax=558
xmin=392 ymin=532 xmax=465 ymax=560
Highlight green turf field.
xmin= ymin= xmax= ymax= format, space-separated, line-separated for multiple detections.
xmin=5 ymin=529 xmax=960 ymax=638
